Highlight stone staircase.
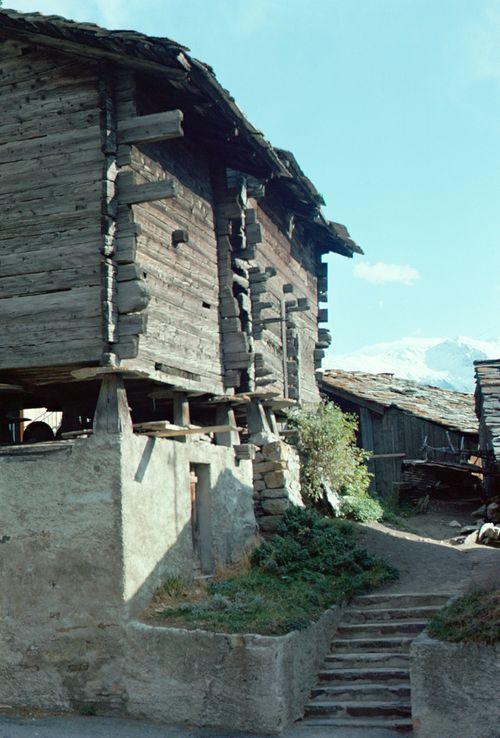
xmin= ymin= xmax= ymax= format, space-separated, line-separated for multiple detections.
xmin=301 ymin=592 xmax=451 ymax=733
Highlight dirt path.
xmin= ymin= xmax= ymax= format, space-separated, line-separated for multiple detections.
xmin=359 ymin=511 xmax=499 ymax=595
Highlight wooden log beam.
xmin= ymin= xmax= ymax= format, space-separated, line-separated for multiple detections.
xmin=117 ymin=110 xmax=184 ymax=145
xmin=118 ymin=171 xmax=177 ymax=205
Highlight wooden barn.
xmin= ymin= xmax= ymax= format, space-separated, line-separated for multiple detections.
xmin=320 ymin=370 xmax=479 ymax=499
xmin=475 ymin=359 xmax=500 ymax=497
xmin=0 ymin=8 xmax=361 ymax=441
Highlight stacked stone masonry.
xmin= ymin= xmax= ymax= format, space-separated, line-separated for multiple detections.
xmin=252 ymin=439 xmax=303 ymax=532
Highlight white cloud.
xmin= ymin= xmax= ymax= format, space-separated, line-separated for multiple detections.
xmin=353 ymin=261 xmax=420 ymax=286
xmin=470 ymin=0 xmax=500 ymax=81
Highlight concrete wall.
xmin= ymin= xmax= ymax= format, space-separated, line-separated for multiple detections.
xmin=123 ymin=606 xmax=342 ymax=734
xmin=0 ymin=430 xmax=256 ymax=714
xmin=0 ymin=435 xmax=124 ymax=712
xmin=410 ymin=632 xmax=500 ymax=738
xmin=121 ymin=433 xmax=256 ymax=614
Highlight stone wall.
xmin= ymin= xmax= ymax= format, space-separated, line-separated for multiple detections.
xmin=252 ymin=439 xmax=303 ymax=533
xmin=0 ymin=429 xmax=256 ymax=713
xmin=410 ymin=632 xmax=500 ymax=738
xmin=123 ymin=605 xmax=342 ymax=734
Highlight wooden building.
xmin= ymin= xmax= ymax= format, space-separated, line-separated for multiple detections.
xmin=0 ymin=8 xmax=361 ymax=440
xmin=320 ymin=370 xmax=479 ymax=499
xmin=475 ymin=359 xmax=500 ymax=497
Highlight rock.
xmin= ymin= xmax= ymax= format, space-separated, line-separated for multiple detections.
xmin=471 ymin=504 xmax=487 ymax=519
xmin=261 ymin=498 xmax=290 ymax=515
xmin=261 ymin=441 xmax=283 ymax=461
xmin=477 ymin=522 xmax=500 ymax=544
xmin=253 ymin=480 xmax=266 ymax=491
xmin=459 ymin=524 xmax=480 ymax=535
xmin=264 ymin=470 xmax=286 ymax=489
xmin=322 ymin=477 xmax=341 ymax=516
xmin=486 ymin=502 xmax=500 ymax=523
xmin=253 ymin=460 xmax=287 ymax=474
xmin=258 ymin=515 xmax=282 ymax=532
xmin=448 ymin=520 xmax=462 ymax=528
xmin=249 ymin=432 xmax=277 ymax=447
xmin=260 ymin=487 xmax=289 ymax=499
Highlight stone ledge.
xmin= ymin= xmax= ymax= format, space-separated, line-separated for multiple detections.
xmin=410 ymin=631 xmax=500 ymax=738
xmin=123 ymin=605 xmax=342 ymax=734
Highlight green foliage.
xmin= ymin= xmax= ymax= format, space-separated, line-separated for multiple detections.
xmin=428 ymin=590 xmax=500 ymax=645
xmin=286 ymin=401 xmax=382 ymax=522
xmin=287 ymin=401 xmax=371 ymax=501
xmin=339 ymin=494 xmax=383 ymax=522
xmin=152 ymin=507 xmax=398 ymax=635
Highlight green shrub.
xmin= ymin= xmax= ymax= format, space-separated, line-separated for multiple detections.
xmin=286 ymin=401 xmax=381 ymax=522
xmin=428 ymin=589 xmax=500 ymax=645
xmin=150 ymin=507 xmax=398 ymax=635
xmin=339 ymin=494 xmax=383 ymax=522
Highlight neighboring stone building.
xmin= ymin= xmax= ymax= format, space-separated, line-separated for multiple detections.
xmin=320 ymin=370 xmax=479 ymax=499
xmin=0 ymin=9 xmax=361 ymax=715
xmin=475 ymin=359 xmax=500 ymax=497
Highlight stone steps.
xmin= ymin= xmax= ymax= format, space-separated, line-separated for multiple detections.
xmin=332 ymin=635 xmax=413 ymax=651
xmin=351 ymin=592 xmax=451 ymax=609
xmin=318 ymin=667 xmax=410 ymax=683
xmin=303 ymin=716 xmax=414 ymax=731
xmin=325 ymin=651 xmax=410 ymax=669
xmin=311 ymin=682 xmax=411 ymax=702
xmin=342 ymin=605 xmax=441 ymax=622
xmin=305 ymin=699 xmax=412 ymax=718
xmin=299 ymin=592 xmax=452 ymax=733
xmin=336 ymin=620 xmax=429 ymax=637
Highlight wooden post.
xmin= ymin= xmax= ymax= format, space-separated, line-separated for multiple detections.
xmin=173 ymin=392 xmax=190 ymax=425
xmin=280 ymin=297 xmax=289 ymax=399
xmin=265 ymin=406 xmax=279 ymax=435
xmin=93 ymin=375 xmax=132 ymax=435
xmin=215 ymin=403 xmax=240 ymax=447
xmin=247 ymin=398 xmax=270 ymax=437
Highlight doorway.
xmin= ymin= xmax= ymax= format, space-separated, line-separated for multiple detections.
xmin=189 ymin=463 xmax=214 ymax=574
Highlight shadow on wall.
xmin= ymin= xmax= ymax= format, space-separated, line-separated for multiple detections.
xmin=123 ymin=436 xmax=257 ymax=618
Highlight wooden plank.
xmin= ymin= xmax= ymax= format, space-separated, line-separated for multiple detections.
xmin=118 ymin=171 xmax=177 ymax=205
xmin=117 ymin=110 xmax=184 ymax=144
xmin=135 ymin=422 xmax=242 ymax=438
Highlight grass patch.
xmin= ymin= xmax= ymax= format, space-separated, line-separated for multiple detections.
xmin=145 ymin=507 xmax=398 ymax=635
xmin=380 ymin=499 xmax=418 ymax=533
xmin=428 ymin=589 xmax=500 ymax=645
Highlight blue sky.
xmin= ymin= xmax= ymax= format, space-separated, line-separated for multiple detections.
xmin=6 ymin=0 xmax=500 ymax=356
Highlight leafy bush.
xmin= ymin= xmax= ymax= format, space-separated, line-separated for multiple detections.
xmin=339 ymin=494 xmax=383 ymax=522
xmin=148 ymin=507 xmax=398 ymax=635
xmin=428 ymin=589 xmax=500 ymax=645
xmin=286 ymin=401 xmax=381 ymax=522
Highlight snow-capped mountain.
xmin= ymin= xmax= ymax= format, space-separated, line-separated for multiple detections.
xmin=325 ymin=336 xmax=500 ymax=393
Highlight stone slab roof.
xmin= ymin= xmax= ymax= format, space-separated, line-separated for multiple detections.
xmin=474 ymin=359 xmax=500 ymax=461
xmin=321 ymin=369 xmax=478 ymax=436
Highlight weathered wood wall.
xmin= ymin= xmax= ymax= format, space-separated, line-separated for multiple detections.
xmin=365 ymin=407 xmax=476 ymax=498
xmin=0 ymin=44 xmax=328 ymax=403
xmin=249 ymin=201 xmax=321 ymax=404
xmin=0 ymin=41 xmax=104 ymax=370
xmin=127 ymin=140 xmax=224 ymax=394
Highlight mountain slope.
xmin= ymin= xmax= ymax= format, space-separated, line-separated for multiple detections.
xmin=326 ymin=337 xmax=500 ymax=393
